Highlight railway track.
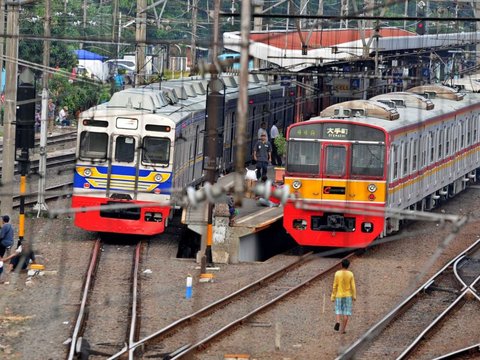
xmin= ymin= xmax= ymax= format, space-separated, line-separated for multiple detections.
xmin=339 ymin=239 xmax=480 ymax=360
xmin=67 ymin=239 xmax=142 ymax=360
xmin=107 ymin=252 xmax=356 ymax=359
xmin=12 ymin=182 xmax=73 ymax=209
xmin=0 ymin=131 xmax=76 ymax=153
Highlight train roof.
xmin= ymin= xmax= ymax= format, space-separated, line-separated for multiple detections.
xmin=300 ymin=85 xmax=480 ymax=135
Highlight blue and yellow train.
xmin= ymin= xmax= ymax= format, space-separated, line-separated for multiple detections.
xmin=72 ymin=75 xmax=295 ymax=235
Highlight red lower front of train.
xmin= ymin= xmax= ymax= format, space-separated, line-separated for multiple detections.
xmin=283 ymin=201 xmax=385 ymax=248
xmin=72 ymin=195 xmax=171 ymax=235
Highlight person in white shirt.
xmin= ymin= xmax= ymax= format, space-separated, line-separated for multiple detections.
xmin=257 ymin=121 xmax=268 ymax=141
xmin=270 ymin=121 xmax=282 ymax=166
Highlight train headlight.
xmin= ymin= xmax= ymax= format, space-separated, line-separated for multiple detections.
xmin=83 ymin=168 xmax=92 ymax=177
xmin=367 ymin=184 xmax=377 ymax=193
xmin=293 ymin=219 xmax=307 ymax=230
xmin=292 ymin=180 xmax=302 ymax=190
xmin=154 ymin=174 xmax=163 ymax=182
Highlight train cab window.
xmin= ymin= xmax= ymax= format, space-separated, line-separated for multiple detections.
xmin=142 ymin=137 xmax=170 ymax=164
xmin=79 ymin=131 xmax=108 ymax=160
xmin=286 ymin=140 xmax=320 ymax=174
xmin=325 ymin=146 xmax=346 ymax=177
xmin=115 ymin=136 xmax=135 ymax=163
xmin=351 ymin=144 xmax=385 ymax=178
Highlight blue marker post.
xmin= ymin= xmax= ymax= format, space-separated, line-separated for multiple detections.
xmin=185 ymin=274 xmax=193 ymax=299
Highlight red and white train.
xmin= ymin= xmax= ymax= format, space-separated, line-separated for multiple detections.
xmin=283 ymin=84 xmax=480 ymax=247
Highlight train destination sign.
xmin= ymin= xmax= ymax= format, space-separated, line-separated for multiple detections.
xmin=290 ymin=123 xmax=385 ymax=142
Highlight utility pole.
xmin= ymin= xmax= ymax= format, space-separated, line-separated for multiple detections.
xmin=190 ymin=0 xmax=197 ymax=74
xmin=252 ymin=0 xmax=263 ymax=69
xmin=201 ymin=0 xmax=223 ymax=270
xmin=0 ymin=0 xmax=4 ymax=110
xmin=234 ymin=0 xmax=251 ymax=205
xmin=136 ymin=0 xmax=147 ymax=86
xmin=1 ymin=0 xmax=21 ymax=216
xmin=34 ymin=0 xmax=50 ymax=214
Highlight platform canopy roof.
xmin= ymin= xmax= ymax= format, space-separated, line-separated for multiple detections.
xmin=224 ymin=28 xmax=480 ymax=71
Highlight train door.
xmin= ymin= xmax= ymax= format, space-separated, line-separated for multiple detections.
xmin=320 ymin=144 xmax=348 ymax=199
xmin=322 ymin=145 xmax=348 ymax=177
xmin=110 ymin=134 xmax=140 ymax=199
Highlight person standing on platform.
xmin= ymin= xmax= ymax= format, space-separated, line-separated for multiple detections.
xmin=257 ymin=121 xmax=268 ymax=141
xmin=270 ymin=121 xmax=282 ymax=166
xmin=253 ymin=133 xmax=272 ymax=180
xmin=331 ymin=259 xmax=356 ymax=334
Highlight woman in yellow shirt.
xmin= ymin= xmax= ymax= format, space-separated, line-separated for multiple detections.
xmin=331 ymin=259 xmax=356 ymax=334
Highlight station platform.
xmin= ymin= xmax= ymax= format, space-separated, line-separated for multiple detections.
xmin=182 ymin=166 xmax=285 ymax=264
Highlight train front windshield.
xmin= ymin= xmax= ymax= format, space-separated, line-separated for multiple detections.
xmin=79 ymin=132 xmax=108 ymax=160
xmin=142 ymin=137 xmax=170 ymax=164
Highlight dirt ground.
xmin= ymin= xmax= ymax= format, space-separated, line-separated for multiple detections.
xmin=1 ymin=185 xmax=480 ymax=359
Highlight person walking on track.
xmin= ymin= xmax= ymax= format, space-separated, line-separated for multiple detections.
xmin=331 ymin=259 xmax=356 ymax=334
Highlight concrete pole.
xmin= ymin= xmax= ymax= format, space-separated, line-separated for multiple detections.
xmin=135 ymin=0 xmax=147 ymax=86
xmin=34 ymin=0 xmax=51 ymax=214
xmin=0 ymin=0 xmax=4 ymax=106
xmin=190 ymin=0 xmax=197 ymax=74
xmin=0 ymin=1 xmax=19 ymax=216
xmin=252 ymin=0 xmax=263 ymax=69
xmin=234 ymin=0 xmax=251 ymax=206
xmin=475 ymin=2 xmax=480 ymax=69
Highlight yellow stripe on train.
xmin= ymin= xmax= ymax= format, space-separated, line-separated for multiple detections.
xmin=76 ymin=166 xmax=171 ymax=182
xmin=284 ymin=177 xmax=386 ymax=203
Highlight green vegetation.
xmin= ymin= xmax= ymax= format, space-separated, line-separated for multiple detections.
xmin=274 ymin=134 xmax=287 ymax=157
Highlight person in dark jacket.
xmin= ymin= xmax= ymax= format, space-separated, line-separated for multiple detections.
xmin=0 ymin=215 xmax=14 ymax=257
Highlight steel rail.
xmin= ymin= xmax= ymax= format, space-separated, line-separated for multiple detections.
xmin=107 ymin=250 xmax=319 ymax=358
xmin=337 ymin=238 xmax=480 ymax=360
xmin=432 ymin=343 xmax=480 ymax=360
xmin=67 ymin=239 xmax=102 ymax=360
xmin=169 ymin=253 xmax=356 ymax=360
xmin=127 ymin=242 xmax=142 ymax=360
xmin=397 ymin=281 xmax=480 ymax=360
xmin=0 ymin=131 xmax=76 ymax=153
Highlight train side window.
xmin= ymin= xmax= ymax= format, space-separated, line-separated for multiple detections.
xmin=142 ymin=137 xmax=170 ymax=164
xmin=438 ymin=129 xmax=444 ymax=160
xmin=402 ymin=141 xmax=408 ymax=176
xmin=460 ymin=122 xmax=465 ymax=149
xmin=474 ymin=115 xmax=479 ymax=142
xmin=115 ymin=136 xmax=135 ymax=163
xmin=79 ymin=131 xmax=108 ymax=160
xmin=467 ymin=117 xmax=472 ymax=145
xmin=429 ymin=132 xmax=435 ymax=164
xmin=392 ymin=145 xmax=398 ymax=180
xmin=445 ymin=128 xmax=451 ymax=156
xmin=412 ymin=139 xmax=418 ymax=171
xmin=420 ymin=135 xmax=426 ymax=168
